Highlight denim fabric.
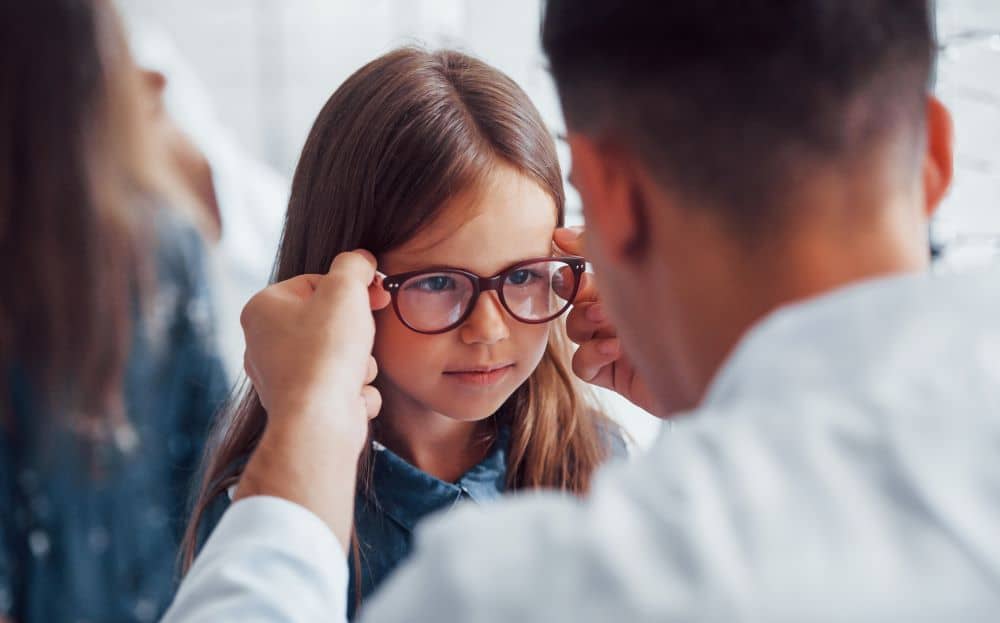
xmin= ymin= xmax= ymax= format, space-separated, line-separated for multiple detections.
xmin=0 ymin=215 xmax=230 ymax=623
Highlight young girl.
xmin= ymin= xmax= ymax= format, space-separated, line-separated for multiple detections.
xmin=184 ymin=47 xmax=624 ymax=619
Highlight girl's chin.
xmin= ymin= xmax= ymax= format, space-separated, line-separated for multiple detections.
xmin=430 ymin=391 xmax=518 ymax=423
xmin=435 ymin=401 xmax=509 ymax=423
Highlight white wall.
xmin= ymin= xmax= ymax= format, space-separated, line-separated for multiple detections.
xmin=117 ymin=1 xmax=558 ymax=175
xmin=935 ymin=0 xmax=1000 ymax=256
xmin=118 ymin=0 xmax=998 ymax=233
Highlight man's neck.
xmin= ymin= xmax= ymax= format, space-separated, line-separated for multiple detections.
xmin=663 ymin=189 xmax=931 ymax=413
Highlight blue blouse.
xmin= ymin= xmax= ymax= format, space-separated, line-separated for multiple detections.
xmin=348 ymin=431 xmax=511 ymax=619
xmin=200 ymin=423 xmax=627 ymax=620
xmin=0 ymin=215 xmax=230 ymax=623
xmin=197 ymin=428 xmax=511 ymax=621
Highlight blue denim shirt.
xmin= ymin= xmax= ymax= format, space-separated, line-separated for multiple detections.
xmin=349 ymin=430 xmax=511 ymax=618
xmin=0 ymin=215 xmax=230 ymax=623
xmin=200 ymin=421 xmax=626 ymax=620
xmin=197 ymin=428 xmax=511 ymax=621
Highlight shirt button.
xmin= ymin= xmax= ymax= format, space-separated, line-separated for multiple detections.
xmin=134 ymin=598 xmax=158 ymax=622
xmin=28 ymin=529 xmax=51 ymax=558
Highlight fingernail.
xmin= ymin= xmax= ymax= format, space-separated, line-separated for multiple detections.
xmin=556 ymin=226 xmax=583 ymax=241
xmin=598 ymin=338 xmax=620 ymax=356
xmin=587 ymin=303 xmax=607 ymax=323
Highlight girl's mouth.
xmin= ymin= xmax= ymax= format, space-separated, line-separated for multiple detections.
xmin=442 ymin=363 xmax=515 ymax=387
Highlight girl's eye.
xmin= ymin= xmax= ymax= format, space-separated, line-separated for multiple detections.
xmin=506 ymin=269 xmax=542 ymax=286
xmin=407 ymin=275 xmax=457 ymax=292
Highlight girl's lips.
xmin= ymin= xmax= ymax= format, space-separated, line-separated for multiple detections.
xmin=442 ymin=364 xmax=515 ymax=387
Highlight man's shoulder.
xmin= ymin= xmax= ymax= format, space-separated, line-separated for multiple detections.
xmin=363 ymin=398 xmax=1000 ymax=622
xmin=361 ymin=459 xmax=672 ymax=622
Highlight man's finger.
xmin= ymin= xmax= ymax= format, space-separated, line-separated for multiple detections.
xmin=553 ymin=226 xmax=585 ymax=256
xmin=281 ymin=273 xmax=323 ymax=299
xmin=365 ymin=356 xmax=378 ymax=385
xmin=315 ymin=250 xmax=378 ymax=303
xmin=330 ymin=249 xmax=378 ymax=278
xmin=572 ymin=272 xmax=599 ymax=304
xmin=362 ymin=385 xmax=383 ymax=420
xmin=241 ymin=274 xmax=322 ymax=332
xmin=566 ymin=301 xmax=616 ymax=344
xmin=571 ymin=337 xmax=621 ymax=384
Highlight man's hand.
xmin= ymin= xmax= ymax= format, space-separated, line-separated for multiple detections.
xmin=236 ymin=250 xmax=391 ymax=549
xmin=555 ymin=228 xmax=662 ymax=416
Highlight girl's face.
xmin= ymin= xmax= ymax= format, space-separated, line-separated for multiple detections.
xmin=374 ymin=164 xmax=558 ymax=424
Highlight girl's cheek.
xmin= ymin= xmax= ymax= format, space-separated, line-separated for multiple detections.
xmin=519 ymin=324 xmax=551 ymax=363
xmin=374 ymin=318 xmax=450 ymax=375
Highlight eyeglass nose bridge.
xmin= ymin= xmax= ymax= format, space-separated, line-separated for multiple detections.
xmin=458 ymin=274 xmax=510 ymax=330
xmin=473 ymin=273 xmax=506 ymax=296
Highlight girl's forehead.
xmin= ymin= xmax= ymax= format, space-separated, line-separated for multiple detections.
xmin=383 ymin=166 xmax=559 ymax=274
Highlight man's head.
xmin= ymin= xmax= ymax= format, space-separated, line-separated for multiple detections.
xmin=543 ymin=0 xmax=954 ymax=413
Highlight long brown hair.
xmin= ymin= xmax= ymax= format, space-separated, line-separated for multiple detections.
xmin=183 ymin=48 xmax=617 ymax=570
xmin=0 ymin=0 xmax=156 ymax=430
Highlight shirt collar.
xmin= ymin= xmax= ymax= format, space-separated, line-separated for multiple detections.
xmin=365 ymin=427 xmax=510 ymax=532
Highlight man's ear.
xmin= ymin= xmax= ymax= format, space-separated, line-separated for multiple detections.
xmin=567 ymin=133 xmax=649 ymax=262
xmin=923 ymin=95 xmax=954 ymax=219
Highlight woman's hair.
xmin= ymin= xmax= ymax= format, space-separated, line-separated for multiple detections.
xmin=0 ymin=0 xmax=156 ymax=429
xmin=182 ymin=48 xmax=617 ymax=572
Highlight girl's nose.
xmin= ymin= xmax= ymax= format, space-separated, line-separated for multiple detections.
xmin=459 ymin=292 xmax=511 ymax=345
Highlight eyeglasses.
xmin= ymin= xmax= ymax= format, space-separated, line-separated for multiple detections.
xmin=379 ymin=256 xmax=586 ymax=334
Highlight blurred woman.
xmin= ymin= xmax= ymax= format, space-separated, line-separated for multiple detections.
xmin=0 ymin=2 xmax=229 ymax=621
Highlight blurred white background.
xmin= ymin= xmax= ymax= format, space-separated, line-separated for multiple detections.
xmin=115 ymin=0 xmax=999 ymax=449
xmin=118 ymin=0 xmax=561 ymax=178
xmin=935 ymin=0 xmax=1000 ymax=264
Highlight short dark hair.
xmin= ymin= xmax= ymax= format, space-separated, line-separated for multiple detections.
xmin=542 ymin=0 xmax=936 ymax=231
